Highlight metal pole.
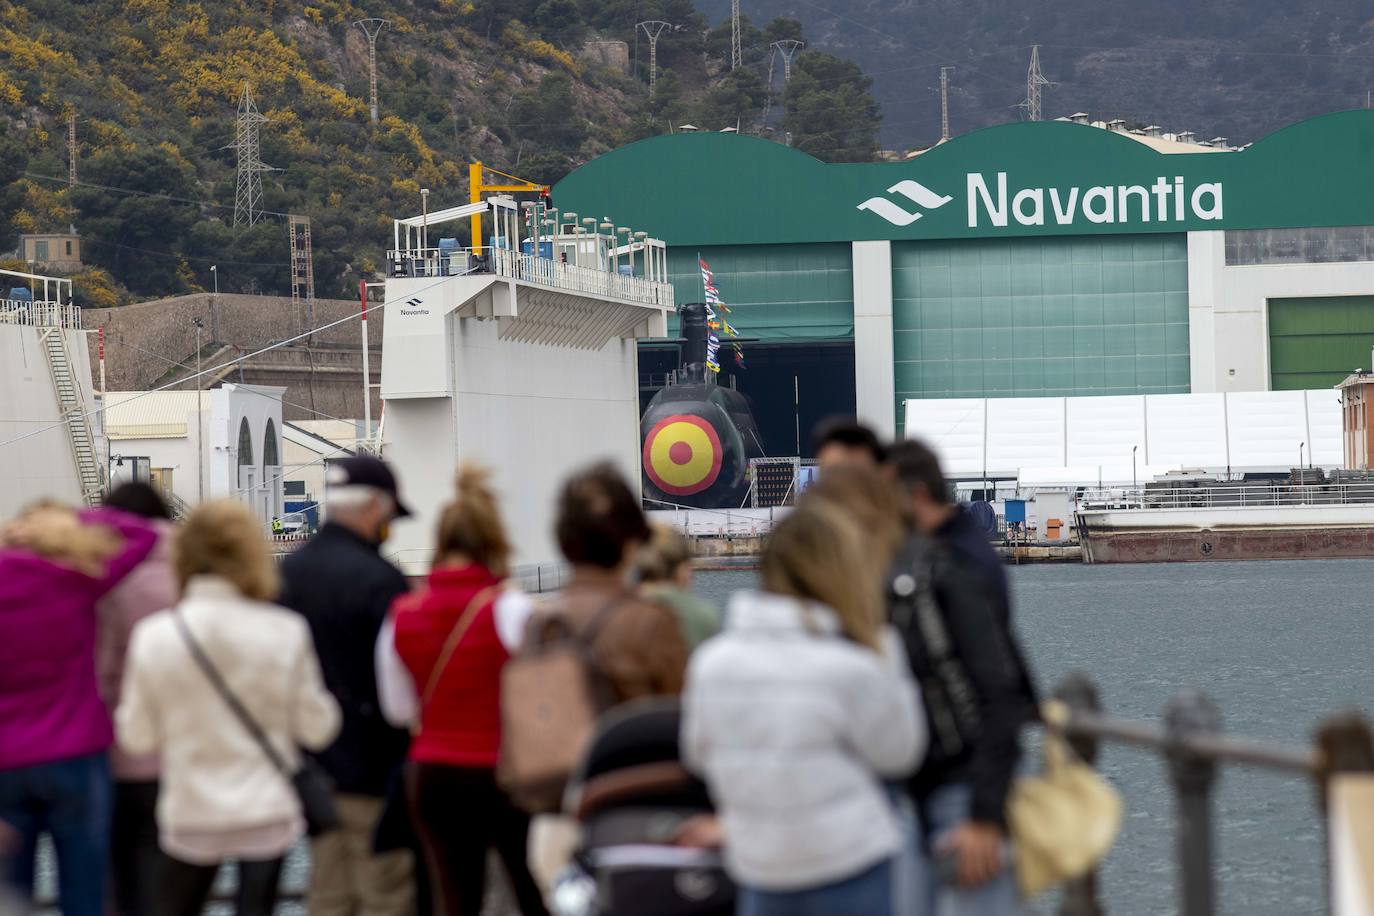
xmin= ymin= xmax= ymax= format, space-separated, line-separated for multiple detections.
xmin=1166 ymin=690 xmax=1221 ymax=916
xmin=1133 ymin=444 xmax=1138 ymax=490
xmin=1056 ymin=673 xmax=1106 ymax=916
xmin=359 ymin=279 xmax=372 ymax=447
xmin=194 ymin=318 xmax=205 ymax=504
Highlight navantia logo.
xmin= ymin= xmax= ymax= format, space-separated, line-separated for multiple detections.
xmin=405 ymin=297 xmax=423 ymax=308
xmin=856 ymin=180 xmax=953 ymax=226
xmin=857 ymin=172 xmax=1226 ymax=229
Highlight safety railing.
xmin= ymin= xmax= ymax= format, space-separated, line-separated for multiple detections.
xmin=1048 ymin=671 xmax=1373 ymax=916
xmin=0 ymin=300 xmax=83 ymax=329
xmin=385 ymin=247 xmax=674 ymax=308
xmin=1079 ymin=481 xmax=1374 ymax=511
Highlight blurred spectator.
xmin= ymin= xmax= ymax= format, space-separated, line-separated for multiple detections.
xmin=97 ymin=483 xmax=179 ymax=916
xmin=813 ymin=417 xmax=885 ymax=470
xmin=523 ymin=464 xmax=690 ymax=897
xmin=886 ymin=439 xmax=1037 ymax=912
xmin=803 ymin=464 xmax=912 ymax=573
xmin=635 ymin=522 xmax=720 ymax=650
xmin=545 ymin=463 xmax=688 ymax=702
xmin=681 ymin=499 xmax=924 ymax=916
xmin=117 ymin=501 xmax=340 ymax=916
xmin=378 ymin=464 xmax=547 ymax=916
xmin=0 ymin=503 xmax=157 ymax=916
xmin=278 ymin=456 xmax=417 ymax=916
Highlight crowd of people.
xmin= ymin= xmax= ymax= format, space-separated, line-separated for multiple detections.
xmin=0 ymin=417 xmax=1037 ymax=916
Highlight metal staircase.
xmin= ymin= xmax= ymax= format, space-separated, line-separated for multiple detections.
xmin=41 ymin=326 xmax=103 ymax=506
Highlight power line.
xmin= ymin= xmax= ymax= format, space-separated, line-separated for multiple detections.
xmin=0 ymin=284 xmax=415 ymax=454
xmin=22 ymin=172 xmax=290 ymax=219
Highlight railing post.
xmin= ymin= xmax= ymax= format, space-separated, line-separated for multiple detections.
xmin=1056 ymin=672 xmax=1106 ymax=916
xmin=1165 ymin=690 xmax=1221 ymax=916
xmin=1315 ymin=711 xmax=1374 ymax=916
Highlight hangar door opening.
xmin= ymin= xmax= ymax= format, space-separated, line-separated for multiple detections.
xmin=1269 ymin=295 xmax=1374 ymax=390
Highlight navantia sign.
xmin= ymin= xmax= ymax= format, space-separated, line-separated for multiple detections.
xmin=858 ymin=173 xmax=1223 ymax=229
xmin=553 ymin=111 xmax=1374 ymax=246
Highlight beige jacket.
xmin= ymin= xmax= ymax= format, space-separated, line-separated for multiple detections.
xmin=117 ymin=576 xmax=341 ymax=834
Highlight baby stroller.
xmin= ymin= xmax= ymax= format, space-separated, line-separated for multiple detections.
xmin=550 ymin=698 xmax=735 ymax=916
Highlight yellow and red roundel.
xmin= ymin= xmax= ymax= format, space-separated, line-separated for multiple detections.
xmin=643 ymin=414 xmax=723 ymax=497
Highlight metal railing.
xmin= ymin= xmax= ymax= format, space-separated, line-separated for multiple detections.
xmin=1048 ymin=672 xmax=1372 ymax=916
xmin=0 ymin=300 xmax=83 ymax=329
xmin=1079 ymin=481 xmax=1374 ymax=511
xmin=385 ymin=247 xmax=674 ymax=308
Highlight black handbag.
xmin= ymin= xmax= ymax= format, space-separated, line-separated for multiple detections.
xmin=174 ymin=613 xmax=341 ymax=836
xmin=889 ymin=542 xmax=983 ymax=760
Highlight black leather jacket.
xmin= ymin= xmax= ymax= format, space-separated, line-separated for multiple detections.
xmin=888 ymin=531 xmax=1037 ymax=828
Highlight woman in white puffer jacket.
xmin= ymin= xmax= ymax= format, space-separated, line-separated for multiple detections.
xmin=681 ymin=498 xmax=926 ymax=916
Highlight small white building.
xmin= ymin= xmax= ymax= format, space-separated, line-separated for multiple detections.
xmin=104 ymin=383 xmax=286 ymax=525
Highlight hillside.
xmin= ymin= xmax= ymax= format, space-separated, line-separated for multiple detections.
xmin=0 ymin=0 xmax=878 ymax=304
xmin=700 ymin=0 xmax=1374 ymax=150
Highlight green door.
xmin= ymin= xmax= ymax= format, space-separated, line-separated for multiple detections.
xmin=1268 ymin=296 xmax=1374 ymax=390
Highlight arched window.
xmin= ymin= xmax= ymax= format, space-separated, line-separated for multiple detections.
xmin=236 ymin=417 xmax=254 ymax=466
xmin=263 ymin=419 xmax=280 ymax=468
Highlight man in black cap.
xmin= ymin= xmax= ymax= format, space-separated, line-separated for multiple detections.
xmin=278 ymin=456 xmax=417 ymax=916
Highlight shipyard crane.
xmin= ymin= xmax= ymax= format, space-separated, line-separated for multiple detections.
xmin=468 ymin=162 xmax=549 ymax=255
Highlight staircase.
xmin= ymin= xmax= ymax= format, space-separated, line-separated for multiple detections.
xmin=41 ymin=326 xmax=103 ymax=506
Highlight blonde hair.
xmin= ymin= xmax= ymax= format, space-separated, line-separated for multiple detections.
xmin=803 ymin=465 xmax=910 ymax=569
xmin=635 ymin=522 xmax=691 ymax=583
xmin=174 ymin=501 xmax=278 ymax=601
xmin=760 ymin=500 xmax=884 ymax=652
xmin=1 ymin=502 xmax=123 ymax=578
xmin=435 ymin=463 xmax=511 ymax=577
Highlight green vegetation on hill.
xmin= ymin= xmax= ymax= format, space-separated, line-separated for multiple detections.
xmin=0 ymin=0 xmax=879 ymax=303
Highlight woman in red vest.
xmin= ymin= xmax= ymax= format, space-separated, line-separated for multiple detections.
xmin=380 ymin=465 xmax=547 ymax=916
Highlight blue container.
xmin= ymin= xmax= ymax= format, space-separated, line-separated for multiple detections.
xmin=8 ymin=288 xmax=33 ymax=302
xmin=1004 ymin=498 xmax=1027 ymax=524
xmin=521 ymin=239 xmax=555 ymax=259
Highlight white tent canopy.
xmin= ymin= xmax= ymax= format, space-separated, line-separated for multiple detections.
xmin=905 ymin=390 xmax=1342 ymax=482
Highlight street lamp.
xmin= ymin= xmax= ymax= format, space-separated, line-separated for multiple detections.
xmin=420 ymin=188 xmax=430 ymax=257
xmin=1132 ymin=444 xmax=1138 ymax=491
xmin=1299 ymin=441 xmax=1305 ymax=470
xmin=192 ymin=317 xmax=205 ymax=505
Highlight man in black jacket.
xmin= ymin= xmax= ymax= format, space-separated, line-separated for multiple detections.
xmin=279 ymin=457 xmax=415 ymax=916
xmin=886 ymin=439 xmax=1037 ymax=914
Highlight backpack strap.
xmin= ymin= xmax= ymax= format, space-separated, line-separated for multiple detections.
xmin=420 ymin=584 xmax=499 ymax=713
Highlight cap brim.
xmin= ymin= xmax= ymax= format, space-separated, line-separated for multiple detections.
xmin=394 ymin=499 xmax=414 ymax=518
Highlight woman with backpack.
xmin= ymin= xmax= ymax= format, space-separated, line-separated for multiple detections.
xmin=680 ymin=497 xmax=926 ymax=916
xmin=115 ymin=501 xmax=340 ymax=916
xmin=378 ymin=464 xmax=548 ymax=916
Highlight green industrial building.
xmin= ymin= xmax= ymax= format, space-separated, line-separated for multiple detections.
xmin=555 ymin=111 xmax=1374 ymax=452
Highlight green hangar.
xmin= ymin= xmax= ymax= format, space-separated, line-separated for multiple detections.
xmin=553 ymin=111 xmax=1374 ymax=452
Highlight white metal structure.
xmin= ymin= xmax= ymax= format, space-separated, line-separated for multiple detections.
xmin=905 ymin=389 xmax=1343 ymax=484
xmin=380 ymin=198 xmax=673 ymax=573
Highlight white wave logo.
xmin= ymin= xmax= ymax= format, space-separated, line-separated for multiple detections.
xmin=856 ymin=179 xmax=954 ymax=226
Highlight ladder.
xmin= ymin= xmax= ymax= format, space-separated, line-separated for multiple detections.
xmin=41 ymin=326 xmax=103 ymax=506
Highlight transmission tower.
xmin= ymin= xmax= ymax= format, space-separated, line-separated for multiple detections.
xmin=762 ymin=40 xmax=804 ymax=127
xmin=67 ymin=111 xmax=77 ymax=188
xmin=288 ymin=215 xmax=316 ymax=340
xmin=730 ymin=0 xmax=742 ymax=70
xmin=940 ymin=66 xmax=954 ymax=141
xmin=638 ymin=21 xmax=670 ymax=98
xmin=354 ymin=18 xmax=390 ymax=124
xmin=1025 ymin=45 xmax=1051 ymax=122
xmin=232 ymin=83 xmax=272 ymax=229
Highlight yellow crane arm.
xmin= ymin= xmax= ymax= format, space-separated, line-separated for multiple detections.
xmin=469 ymin=161 xmax=549 ymax=255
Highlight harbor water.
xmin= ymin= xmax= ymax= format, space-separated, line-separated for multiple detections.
xmin=34 ymin=560 xmax=1374 ymax=913
xmin=696 ymin=559 xmax=1374 ymax=915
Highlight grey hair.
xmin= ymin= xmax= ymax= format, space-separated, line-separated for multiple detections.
xmin=324 ymin=485 xmax=393 ymax=516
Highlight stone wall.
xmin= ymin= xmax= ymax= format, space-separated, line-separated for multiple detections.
xmin=82 ymin=293 xmax=384 ymax=421
xmin=82 ymin=292 xmax=383 ymax=391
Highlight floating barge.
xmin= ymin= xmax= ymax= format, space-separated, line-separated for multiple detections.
xmin=1076 ymin=473 xmax=1374 ymax=562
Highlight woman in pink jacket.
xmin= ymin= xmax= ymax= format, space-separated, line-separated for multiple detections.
xmin=0 ymin=502 xmax=156 ymax=916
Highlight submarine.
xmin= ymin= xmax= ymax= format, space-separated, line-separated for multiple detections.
xmin=640 ymin=302 xmax=766 ymax=509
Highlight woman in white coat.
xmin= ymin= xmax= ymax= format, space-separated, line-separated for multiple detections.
xmin=681 ymin=498 xmax=926 ymax=916
xmin=117 ymin=501 xmax=340 ymax=916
